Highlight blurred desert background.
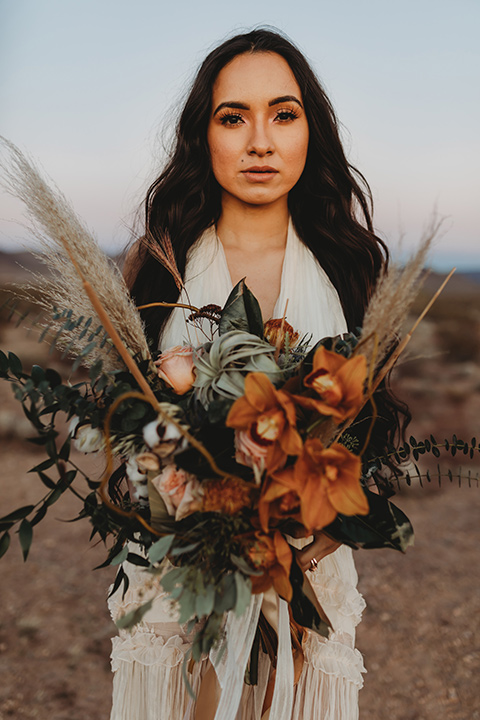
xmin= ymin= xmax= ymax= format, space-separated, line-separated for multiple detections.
xmin=0 ymin=254 xmax=479 ymax=720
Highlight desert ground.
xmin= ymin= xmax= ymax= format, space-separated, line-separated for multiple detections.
xmin=0 ymin=265 xmax=479 ymax=720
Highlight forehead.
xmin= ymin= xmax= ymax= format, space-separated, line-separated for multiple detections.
xmin=212 ymin=51 xmax=302 ymax=103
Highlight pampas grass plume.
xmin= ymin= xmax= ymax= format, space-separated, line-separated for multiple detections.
xmin=0 ymin=137 xmax=150 ymax=370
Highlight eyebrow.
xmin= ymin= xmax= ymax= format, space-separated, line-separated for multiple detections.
xmin=212 ymin=95 xmax=303 ymax=116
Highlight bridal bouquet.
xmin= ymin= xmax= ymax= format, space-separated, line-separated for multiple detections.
xmin=1 ymin=139 xmax=474 ymax=667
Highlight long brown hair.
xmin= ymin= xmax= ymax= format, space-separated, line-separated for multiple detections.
xmin=125 ymin=28 xmax=388 ymax=347
xmin=125 ymin=27 xmax=409 ymax=473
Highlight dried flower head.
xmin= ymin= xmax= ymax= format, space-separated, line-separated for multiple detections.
xmin=264 ymin=318 xmax=300 ymax=350
xmin=201 ymin=476 xmax=252 ymax=515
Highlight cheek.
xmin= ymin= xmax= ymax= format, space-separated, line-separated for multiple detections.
xmin=208 ymin=129 xmax=239 ymax=183
xmin=284 ymin=131 xmax=309 ymax=179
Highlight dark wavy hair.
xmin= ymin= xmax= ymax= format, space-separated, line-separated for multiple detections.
xmin=125 ymin=28 xmax=409 ymax=461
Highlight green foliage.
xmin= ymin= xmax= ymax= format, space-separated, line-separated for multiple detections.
xmin=0 ymin=532 xmax=11 ymax=559
xmin=289 ymin=558 xmax=330 ymax=637
xmin=19 ymin=519 xmax=33 ymax=561
xmin=0 ymin=351 xmax=154 ymax=561
xmin=116 ymin=599 xmax=154 ymax=629
xmin=367 ymin=435 xmax=480 ymax=490
xmin=326 ymin=489 xmax=414 ymax=552
xmin=219 ymin=279 xmax=264 ymax=338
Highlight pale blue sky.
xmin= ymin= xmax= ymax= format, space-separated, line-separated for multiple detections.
xmin=1 ymin=0 xmax=478 ymax=269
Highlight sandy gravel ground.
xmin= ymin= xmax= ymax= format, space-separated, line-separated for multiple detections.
xmin=1 ymin=306 xmax=479 ymax=719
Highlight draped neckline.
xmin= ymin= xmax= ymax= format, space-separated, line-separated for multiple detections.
xmin=159 ymin=219 xmax=348 ymax=351
xmin=215 ymin=221 xmax=293 ymax=321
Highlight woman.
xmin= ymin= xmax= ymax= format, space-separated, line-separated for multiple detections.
xmin=110 ymin=28 xmax=400 ymax=720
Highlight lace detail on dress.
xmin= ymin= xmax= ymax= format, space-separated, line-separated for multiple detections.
xmin=109 ymin=224 xmax=366 ymax=718
xmin=309 ymin=572 xmax=366 ymax=628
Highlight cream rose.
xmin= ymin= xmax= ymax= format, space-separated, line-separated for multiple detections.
xmin=155 ymin=346 xmax=195 ymax=395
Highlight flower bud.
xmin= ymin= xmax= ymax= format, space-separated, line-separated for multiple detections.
xmin=69 ymin=417 xmax=104 ymax=453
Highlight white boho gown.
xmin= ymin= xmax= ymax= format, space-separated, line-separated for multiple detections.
xmin=108 ymin=221 xmax=366 ymax=719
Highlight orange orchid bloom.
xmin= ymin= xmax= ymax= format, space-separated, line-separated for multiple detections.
xmin=300 ymin=346 xmax=367 ymax=422
xmin=259 ymin=438 xmax=368 ymax=533
xmin=226 ymin=372 xmax=303 ymax=472
xmin=247 ymin=530 xmax=293 ymax=602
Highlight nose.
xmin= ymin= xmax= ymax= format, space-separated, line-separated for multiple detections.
xmin=247 ymin=119 xmax=274 ymax=156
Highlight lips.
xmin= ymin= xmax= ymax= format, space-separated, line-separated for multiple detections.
xmin=242 ymin=166 xmax=278 ymax=174
xmin=241 ymin=166 xmax=279 ymax=182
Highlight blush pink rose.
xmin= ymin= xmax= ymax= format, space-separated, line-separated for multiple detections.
xmin=155 ymin=346 xmax=195 ymax=395
xmin=151 ymin=465 xmax=203 ymax=521
xmin=235 ymin=429 xmax=270 ymax=471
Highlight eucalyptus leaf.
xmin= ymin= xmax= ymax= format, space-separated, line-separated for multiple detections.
xmin=108 ymin=566 xmax=130 ymax=599
xmin=8 ymin=352 xmax=23 ymax=377
xmin=170 ymin=541 xmax=200 ymax=557
xmin=234 ymin=572 xmax=252 ymax=617
xmin=148 ymin=534 xmax=174 ymax=564
xmin=30 ymin=365 xmax=45 ymax=385
xmin=177 ymin=589 xmax=197 ymax=624
xmin=116 ymin=599 xmax=154 ymax=629
xmin=0 ymin=532 xmax=11 ymax=559
xmin=0 ymin=505 xmax=34 ymax=523
xmin=30 ymin=504 xmax=48 ymax=528
xmin=45 ymin=486 xmax=64 ymax=506
xmin=126 ymin=552 xmax=150 ymax=567
xmin=110 ymin=544 xmax=129 ymax=566
xmin=0 ymin=350 xmax=8 ymax=375
xmin=58 ymin=435 xmax=71 ymax=461
xmin=195 ymin=583 xmax=216 ymax=618
xmin=161 ymin=567 xmax=189 ymax=592
xmin=19 ymin=519 xmax=33 ymax=561
xmin=181 ymin=651 xmax=197 ymax=700
xmin=214 ymin=573 xmax=237 ymax=614
xmin=29 ymin=458 xmax=55 ymax=473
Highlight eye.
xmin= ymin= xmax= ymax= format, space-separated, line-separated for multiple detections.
xmin=219 ymin=112 xmax=245 ymax=126
xmin=275 ymin=108 xmax=300 ymax=122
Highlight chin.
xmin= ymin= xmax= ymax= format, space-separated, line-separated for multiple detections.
xmin=226 ymin=187 xmax=290 ymax=208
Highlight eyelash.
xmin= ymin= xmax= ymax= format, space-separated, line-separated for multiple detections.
xmin=218 ymin=108 xmax=300 ymax=126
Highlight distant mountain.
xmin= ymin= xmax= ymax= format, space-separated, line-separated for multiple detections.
xmin=422 ymin=269 xmax=480 ymax=296
xmin=0 ymin=250 xmax=47 ymax=282
xmin=1 ymin=248 xmax=479 ymax=293
xmin=460 ymin=271 xmax=480 ymax=285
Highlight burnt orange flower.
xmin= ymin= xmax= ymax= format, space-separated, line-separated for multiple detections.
xmin=258 ymin=470 xmax=302 ymax=532
xmin=226 ymin=373 xmax=303 ymax=472
xmin=259 ymin=438 xmax=368 ymax=533
xmin=201 ymin=476 xmax=252 ymax=515
xmin=300 ymin=347 xmax=367 ymax=422
xmin=247 ymin=530 xmax=293 ymax=601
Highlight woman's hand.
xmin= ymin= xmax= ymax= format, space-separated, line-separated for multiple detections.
xmin=296 ymin=531 xmax=341 ymax=572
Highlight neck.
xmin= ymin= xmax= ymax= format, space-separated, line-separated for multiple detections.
xmin=216 ymin=194 xmax=289 ymax=250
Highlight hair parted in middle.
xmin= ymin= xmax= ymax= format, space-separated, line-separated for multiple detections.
xmin=125 ymin=27 xmax=388 ymax=348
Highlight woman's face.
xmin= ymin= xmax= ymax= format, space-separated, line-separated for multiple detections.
xmin=207 ymin=52 xmax=309 ymax=209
